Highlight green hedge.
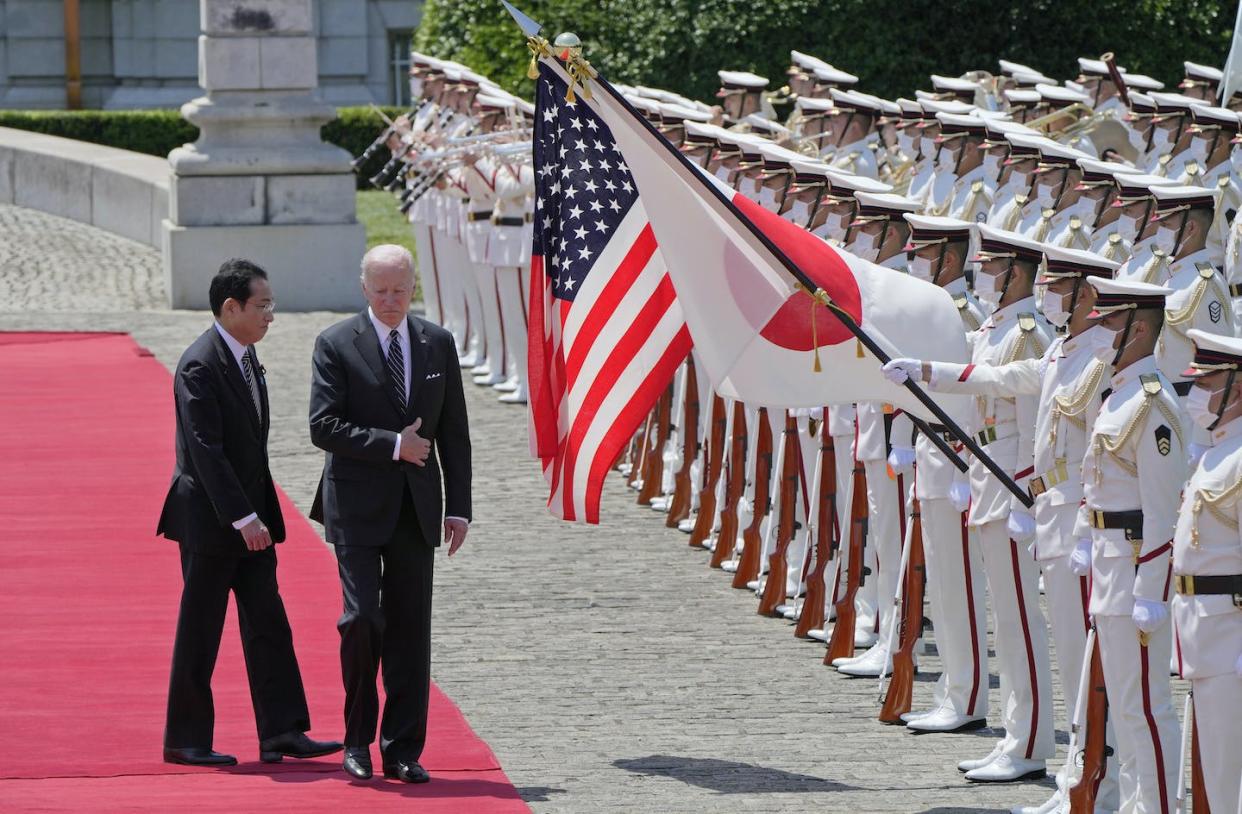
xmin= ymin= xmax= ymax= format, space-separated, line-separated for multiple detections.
xmin=0 ymin=107 xmax=406 ymax=189
xmin=415 ymin=0 xmax=1234 ymax=104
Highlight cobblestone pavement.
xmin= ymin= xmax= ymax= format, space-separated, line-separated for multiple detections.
xmin=1 ymin=205 xmax=1189 ymax=813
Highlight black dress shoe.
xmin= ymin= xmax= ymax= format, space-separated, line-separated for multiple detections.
xmin=383 ymin=758 xmax=430 ymax=784
xmin=163 ymin=746 xmax=238 ymax=766
xmin=343 ymin=747 xmax=372 ymax=780
xmin=259 ymin=731 xmax=344 ymax=763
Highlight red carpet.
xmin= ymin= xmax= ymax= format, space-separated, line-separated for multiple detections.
xmin=0 ymin=332 xmax=528 ymax=812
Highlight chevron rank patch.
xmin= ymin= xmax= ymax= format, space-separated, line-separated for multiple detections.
xmin=1155 ymin=424 xmax=1171 ymax=456
xmin=1209 ymin=300 xmax=1223 ymax=323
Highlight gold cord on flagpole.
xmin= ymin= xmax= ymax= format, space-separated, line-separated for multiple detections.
xmin=811 ymin=292 xmax=822 ymax=372
xmin=526 ymin=34 xmax=553 ymax=79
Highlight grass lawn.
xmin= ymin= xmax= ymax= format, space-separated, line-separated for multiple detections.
xmin=356 ymin=188 xmax=422 ymax=302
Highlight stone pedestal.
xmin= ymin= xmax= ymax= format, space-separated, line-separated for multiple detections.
xmin=162 ymin=0 xmax=365 ymax=311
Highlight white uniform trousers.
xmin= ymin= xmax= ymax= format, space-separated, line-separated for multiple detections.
xmin=1096 ymin=615 xmax=1179 ymax=814
xmin=824 ymin=433 xmax=856 ymax=617
xmin=494 ymin=265 xmax=528 ymax=397
xmin=976 ymin=519 xmax=1055 ymax=761
xmin=1192 ymin=672 xmax=1242 ymax=814
xmin=921 ymin=497 xmax=988 ymax=717
xmin=470 ymin=262 xmax=507 ymax=380
xmin=863 ymin=459 xmax=902 ymax=648
xmin=443 ymin=234 xmax=484 ymax=361
xmin=782 ymin=428 xmax=818 ymax=596
xmin=411 ymin=223 xmax=444 ymax=328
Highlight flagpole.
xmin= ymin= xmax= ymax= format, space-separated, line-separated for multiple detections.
xmin=503 ymin=4 xmax=1029 ymax=507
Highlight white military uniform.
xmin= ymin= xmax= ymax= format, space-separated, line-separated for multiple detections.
xmin=1157 ymin=247 xmax=1233 ymax=388
xmin=1172 ymin=404 xmax=1242 ymax=814
xmin=946 ymin=164 xmax=993 ymax=225
xmin=928 ymin=295 xmax=1056 ymax=766
xmin=1075 ymin=354 xmax=1185 ymax=814
xmin=457 ymin=157 xmax=510 ymax=385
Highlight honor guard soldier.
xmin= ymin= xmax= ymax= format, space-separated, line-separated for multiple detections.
xmin=1179 ymin=61 xmax=1224 ymax=105
xmin=1078 ymin=158 xmax=1143 ymax=262
xmin=815 ymin=168 xmax=893 ymax=244
xmin=787 ymin=49 xmax=832 ymax=99
xmin=1146 ymin=91 xmax=1202 ymax=177
xmin=1075 ymin=56 xmax=1129 ymax=117
xmin=935 ymin=113 xmax=993 ymax=223
xmin=1073 ymin=276 xmax=1184 ymax=814
xmin=827 ymin=89 xmax=883 ymax=180
xmin=782 ymin=158 xmax=832 ymax=229
xmin=988 ymin=132 xmax=1048 ymax=231
xmin=1145 ymin=185 xmax=1233 ymax=399
xmin=791 ymin=96 xmax=837 ymax=158
xmin=1011 ymin=137 xmax=1090 ymax=242
xmin=1002 ymin=87 xmax=1043 ymax=126
xmin=1172 ymin=329 xmax=1242 ymax=814
xmin=885 ymin=224 xmax=1056 ymax=781
xmin=715 ymin=70 xmax=772 ymax=126
xmin=1030 ymin=141 xmax=1097 ymax=248
xmin=890 ymin=214 xmax=990 ymax=733
xmin=809 ymin=63 xmax=860 ymax=98
xmin=1108 ymin=172 xmax=1179 ymax=279
xmin=928 ymin=74 xmax=983 ymax=106
xmin=1181 ymin=105 xmax=1242 ymax=266
xmin=755 ymin=142 xmax=804 ymax=214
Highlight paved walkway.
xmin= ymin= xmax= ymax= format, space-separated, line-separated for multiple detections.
xmin=0 ymin=204 xmax=1189 ymax=813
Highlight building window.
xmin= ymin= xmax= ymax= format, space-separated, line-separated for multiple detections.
xmin=390 ymin=30 xmax=413 ymax=106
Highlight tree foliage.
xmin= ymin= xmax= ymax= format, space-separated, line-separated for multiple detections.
xmin=415 ymin=0 xmax=1234 ymax=104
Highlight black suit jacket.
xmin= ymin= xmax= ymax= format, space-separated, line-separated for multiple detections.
xmin=309 ymin=311 xmax=471 ymax=547
xmin=157 ymin=327 xmax=285 ymax=556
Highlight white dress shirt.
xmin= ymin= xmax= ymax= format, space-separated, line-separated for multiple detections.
xmin=213 ymin=321 xmax=259 ymax=531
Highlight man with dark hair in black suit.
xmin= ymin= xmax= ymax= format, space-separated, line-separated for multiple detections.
xmin=309 ymin=244 xmax=472 ymax=783
xmin=158 ymin=259 xmax=341 ymax=766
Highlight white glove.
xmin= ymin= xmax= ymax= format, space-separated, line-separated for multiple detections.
xmin=1070 ymin=538 xmax=1092 ymax=576
xmin=882 ymin=358 xmax=922 ymax=385
xmin=689 ymin=458 xmax=703 ymax=487
xmin=663 ymin=439 xmax=683 ymax=471
xmin=1187 ymin=442 xmax=1208 ymax=469
xmin=949 ymin=479 xmax=971 ymax=513
xmin=737 ymin=496 xmax=754 ymax=528
xmin=1007 ymin=510 xmax=1036 ymax=543
xmin=1132 ymin=598 xmax=1169 ymax=634
xmin=887 ymin=446 xmax=916 ymax=475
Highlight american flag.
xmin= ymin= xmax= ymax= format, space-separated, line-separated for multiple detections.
xmin=528 ymin=62 xmax=691 ymax=523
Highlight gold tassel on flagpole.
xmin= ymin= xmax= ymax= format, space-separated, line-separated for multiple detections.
xmin=811 ymin=291 xmax=822 ymax=372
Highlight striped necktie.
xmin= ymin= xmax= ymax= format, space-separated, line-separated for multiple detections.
xmin=240 ymin=349 xmax=262 ymax=419
xmin=387 ymin=328 xmax=407 ymax=412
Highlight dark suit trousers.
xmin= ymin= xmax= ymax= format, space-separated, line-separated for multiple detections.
xmin=165 ymin=545 xmax=310 ymax=748
xmin=334 ymin=489 xmax=434 ymax=761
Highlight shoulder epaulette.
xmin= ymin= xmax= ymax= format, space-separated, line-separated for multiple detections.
xmin=1018 ymin=313 xmax=1037 ymax=332
xmin=1196 ymin=261 xmax=1216 ymax=279
xmin=1069 ymin=216 xmax=1083 ymax=230
xmin=953 ymin=294 xmax=969 ymax=309
xmin=970 ymin=180 xmax=984 ymax=193
xmin=1014 ymin=193 xmax=1029 ymax=205
xmin=1219 ymin=175 xmax=1231 ymax=189
xmin=1140 ymin=372 xmax=1162 ymax=396
xmin=1109 ymin=232 xmax=1122 ymax=244
xmin=1185 ymin=160 xmax=1200 ymax=177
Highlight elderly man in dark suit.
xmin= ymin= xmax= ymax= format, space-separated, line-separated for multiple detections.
xmin=309 ymin=244 xmax=472 ymax=783
xmin=158 ymin=259 xmax=341 ymax=766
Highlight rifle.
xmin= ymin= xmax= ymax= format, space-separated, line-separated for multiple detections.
xmin=712 ymin=401 xmax=749 ymax=566
xmin=1175 ymin=690 xmax=1211 ymax=814
xmin=637 ymin=385 xmax=673 ymax=505
xmin=628 ymin=411 xmax=652 ymax=490
xmin=665 ymin=358 xmax=700 ymax=527
xmin=732 ymin=408 xmax=773 ymax=588
xmin=758 ymin=412 xmax=801 ymax=616
xmin=1068 ymin=626 xmax=1111 ymax=813
xmin=825 ymin=461 xmax=868 ymax=664
xmin=878 ymin=493 xmax=925 ymax=723
xmin=690 ymin=395 xmax=727 ymax=549
xmin=794 ymin=422 xmax=835 ymax=638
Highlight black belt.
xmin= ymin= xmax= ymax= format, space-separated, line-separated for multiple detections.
xmin=1088 ymin=508 xmax=1143 ymax=540
xmin=492 ymin=216 xmax=524 ymax=227
xmin=1173 ymin=380 xmax=1194 ymax=397
xmin=467 ymin=210 xmax=493 ymax=222
xmin=1174 ymin=574 xmax=1242 ymax=602
xmin=922 ymin=423 xmax=955 ymax=445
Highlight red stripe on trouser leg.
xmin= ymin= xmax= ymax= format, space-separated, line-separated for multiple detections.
xmin=962 ymin=520 xmax=983 ymax=714
xmin=1139 ymin=642 xmax=1171 ymax=814
xmin=1009 ymin=538 xmax=1041 ymax=760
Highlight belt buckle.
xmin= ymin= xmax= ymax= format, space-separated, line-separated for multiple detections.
xmin=1176 ymin=574 xmax=1194 ymax=596
xmin=1053 ymin=459 xmax=1068 ymax=484
xmin=1091 ymin=509 xmax=1106 ymax=529
xmin=1234 ymin=593 xmax=1242 ymax=608
xmin=1029 ymin=476 xmax=1046 ymax=497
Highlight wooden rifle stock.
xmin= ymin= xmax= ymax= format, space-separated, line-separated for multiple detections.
xmin=758 ymin=413 xmax=801 ymax=616
xmin=690 ymin=396 xmax=728 ymax=549
xmin=637 ymin=386 xmax=673 ymax=505
xmin=879 ymin=496 xmax=925 ymax=722
xmin=665 ymin=359 xmax=699 ymax=527
xmin=732 ymin=408 xmax=772 ymax=588
xmin=825 ymin=462 xmax=868 ymax=664
xmin=794 ymin=424 xmax=835 ymax=638
xmin=1068 ymin=637 xmax=1110 ymax=813
xmin=626 ymin=415 xmax=649 ymax=488
xmin=1191 ymin=706 xmax=1211 ymax=814
xmin=711 ymin=402 xmax=749 ymax=564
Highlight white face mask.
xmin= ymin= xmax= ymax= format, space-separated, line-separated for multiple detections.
xmin=1117 ymin=212 xmax=1141 ymax=242
xmin=714 ymin=164 xmax=733 ymax=184
xmin=850 ymin=230 xmax=879 ymax=261
xmin=409 ymin=76 xmax=425 ymax=98
xmin=1128 ymin=126 xmax=1149 ymax=153
xmin=1091 ymin=323 xmax=1120 ymax=360
xmin=783 ymin=199 xmax=810 ymax=225
xmin=909 ymin=255 xmax=936 ymax=283
xmin=1186 ymin=384 xmax=1222 ymax=430
xmin=975 ymin=269 xmax=1003 ymax=307
xmin=898 ymin=132 xmax=916 ymax=158
xmin=982 ymin=153 xmax=1002 ymax=184
xmin=816 ymin=212 xmax=847 ymax=239
xmin=1152 ymin=224 xmax=1178 ymax=255
xmin=1150 ymin=128 xmax=1173 ymax=154
xmin=1041 ymin=288 xmax=1071 ymax=327
xmin=1009 ymin=170 xmax=1030 ymax=191
xmin=920 ymin=136 xmax=936 ymax=159
xmin=1034 ymin=183 xmax=1058 ymax=208
xmin=1231 ymin=147 xmax=1242 ymax=174
xmin=757 ymin=185 xmax=779 ymax=212
xmin=1186 ymin=137 xmax=1211 ymax=163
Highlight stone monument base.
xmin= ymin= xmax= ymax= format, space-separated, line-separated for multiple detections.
xmin=162 ymin=220 xmax=366 ymax=311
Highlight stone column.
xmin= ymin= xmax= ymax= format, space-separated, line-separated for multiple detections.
xmin=162 ymin=0 xmax=366 ymax=310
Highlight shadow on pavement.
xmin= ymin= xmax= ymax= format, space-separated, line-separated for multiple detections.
xmin=614 ymin=755 xmax=858 ymax=794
